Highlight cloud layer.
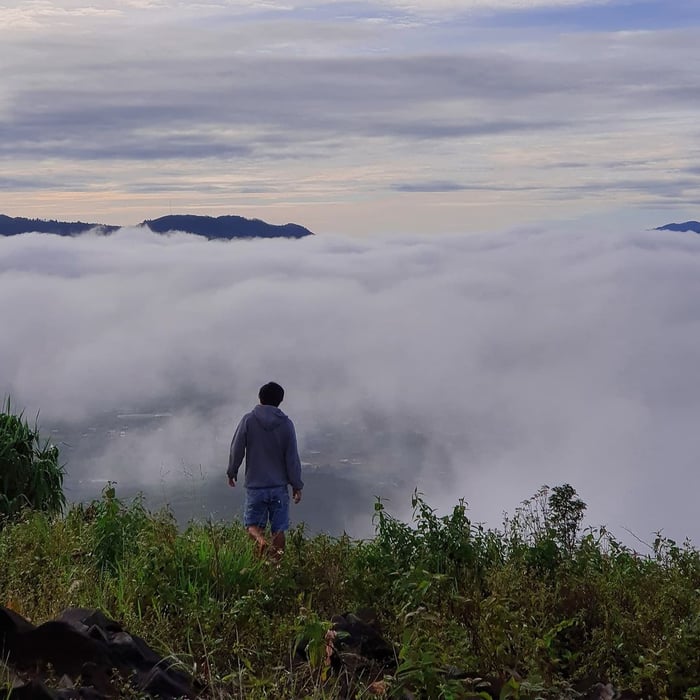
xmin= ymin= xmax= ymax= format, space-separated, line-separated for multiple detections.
xmin=3 ymin=226 xmax=700 ymax=543
xmin=1 ymin=0 xmax=699 ymax=232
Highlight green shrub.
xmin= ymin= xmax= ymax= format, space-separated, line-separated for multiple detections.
xmin=0 ymin=399 xmax=65 ymax=522
xmin=2 ymin=481 xmax=700 ymax=698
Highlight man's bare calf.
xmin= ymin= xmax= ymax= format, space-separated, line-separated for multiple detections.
xmin=271 ymin=531 xmax=285 ymax=561
xmin=246 ymin=526 xmax=286 ymax=561
xmin=247 ymin=525 xmax=269 ymax=557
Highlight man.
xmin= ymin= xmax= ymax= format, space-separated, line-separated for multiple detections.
xmin=227 ymin=381 xmax=303 ymax=558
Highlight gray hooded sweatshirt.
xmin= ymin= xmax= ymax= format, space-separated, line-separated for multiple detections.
xmin=227 ymin=404 xmax=303 ymax=491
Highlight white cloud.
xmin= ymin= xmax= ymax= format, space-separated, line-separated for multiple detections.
xmin=388 ymin=0 xmax=612 ymax=11
xmin=1 ymin=0 xmax=698 ymax=232
xmin=2 ymin=226 xmax=700 ymax=543
xmin=0 ymin=1 xmax=121 ymax=30
xmin=0 ymin=0 xmax=616 ymax=26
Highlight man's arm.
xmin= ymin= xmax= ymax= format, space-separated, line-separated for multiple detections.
xmin=285 ymin=421 xmax=304 ymax=501
xmin=227 ymin=416 xmax=247 ymax=485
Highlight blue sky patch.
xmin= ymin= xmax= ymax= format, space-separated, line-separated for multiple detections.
xmin=477 ymin=0 xmax=700 ymax=32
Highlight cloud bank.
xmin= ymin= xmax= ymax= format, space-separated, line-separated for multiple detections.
xmin=2 ymin=226 xmax=700 ymax=542
xmin=1 ymin=0 xmax=699 ymax=233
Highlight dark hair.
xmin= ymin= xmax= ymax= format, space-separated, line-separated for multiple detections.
xmin=258 ymin=382 xmax=284 ymax=407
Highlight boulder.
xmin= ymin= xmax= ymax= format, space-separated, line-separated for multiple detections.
xmin=329 ymin=609 xmax=396 ymax=669
xmin=0 ymin=606 xmax=197 ymax=699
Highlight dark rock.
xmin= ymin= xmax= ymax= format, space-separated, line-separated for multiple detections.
xmin=329 ymin=610 xmax=396 ymax=667
xmin=1 ymin=606 xmax=36 ymax=657
xmin=2 ymin=608 xmax=112 ymax=677
xmin=76 ymin=662 xmax=111 ymax=696
xmin=108 ymin=631 xmax=163 ymax=669
xmin=17 ymin=621 xmax=112 ymax=676
xmin=8 ymin=680 xmax=59 ymax=700
xmin=586 ymin=682 xmax=615 ymax=700
xmin=85 ymin=625 xmax=110 ymax=645
xmin=0 ymin=606 xmax=197 ymax=700
xmin=293 ymin=610 xmax=395 ymax=698
xmin=58 ymin=609 xmax=121 ymax=635
xmin=136 ymin=666 xmax=196 ymax=699
xmin=56 ymin=690 xmax=106 ymax=700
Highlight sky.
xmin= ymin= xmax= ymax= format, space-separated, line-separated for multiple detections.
xmin=1 ymin=0 xmax=700 ymax=234
xmin=3 ymin=226 xmax=700 ymax=544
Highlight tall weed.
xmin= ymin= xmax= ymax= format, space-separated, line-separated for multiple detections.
xmin=1 ymin=483 xmax=700 ymax=698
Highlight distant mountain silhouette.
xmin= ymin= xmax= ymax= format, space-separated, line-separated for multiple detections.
xmin=0 ymin=214 xmax=118 ymax=236
xmin=656 ymin=221 xmax=700 ymax=233
xmin=142 ymin=215 xmax=312 ymax=239
xmin=0 ymin=213 xmax=313 ymax=239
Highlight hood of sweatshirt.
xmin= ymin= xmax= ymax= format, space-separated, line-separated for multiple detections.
xmin=252 ymin=404 xmax=287 ymax=431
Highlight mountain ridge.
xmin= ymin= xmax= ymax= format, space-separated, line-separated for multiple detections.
xmin=0 ymin=214 xmax=313 ymax=239
xmin=655 ymin=220 xmax=700 ymax=233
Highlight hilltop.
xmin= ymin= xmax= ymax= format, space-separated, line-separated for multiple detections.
xmin=0 ymin=213 xmax=314 ymax=240
xmin=655 ymin=220 xmax=700 ymax=233
xmin=142 ymin=214 xmax=311 ymax=239
xmin=0 ymin=214 xmax=118 ymax=236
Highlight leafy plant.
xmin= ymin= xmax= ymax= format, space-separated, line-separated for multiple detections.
xmin=0 ymin=398 xmax=65 ymax=522
xmin=547 ymin=484 xmax=586 ymax=555
xmin=90 ymin=483 xmax=151 ymax=573
xmin=1 ymin=481 xmax=700 ymax=698
xmin=504 ymin=483 xmax=587 ymax=573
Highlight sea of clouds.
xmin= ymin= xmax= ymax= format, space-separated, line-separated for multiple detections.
xmin=2 ymin=226 xmax=700 ymax=543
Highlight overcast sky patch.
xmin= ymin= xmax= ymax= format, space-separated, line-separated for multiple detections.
xmin=0 ymin=0 xmax=698 ymax=230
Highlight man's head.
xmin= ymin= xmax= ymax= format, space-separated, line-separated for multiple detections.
xmin=259 ymin=381 xmax=285 ymax=407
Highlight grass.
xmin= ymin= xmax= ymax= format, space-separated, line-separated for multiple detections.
xmin=0 ymin=398 xmax=65 ymax=521
xmin=1 ymin=484 xmax=700 ymax=698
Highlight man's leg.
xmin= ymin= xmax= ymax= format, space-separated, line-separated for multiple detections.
xmin=270 ymin=531 xmax=286 ymax=559
xmin=247 ymin=525 xmax=268 ymax=557
xmin=269 ymin=487 xmax=290 ymax=560
xmin=244 ymin=488 xmax=269 ymax=557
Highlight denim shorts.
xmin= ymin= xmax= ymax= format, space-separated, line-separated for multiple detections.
xmin=244 ymin=485 xmax=290 ymax=532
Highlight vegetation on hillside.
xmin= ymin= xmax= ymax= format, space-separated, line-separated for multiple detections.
xmin=2 ymin=404 xmax=700 ymax=698
xmin=0 ymin=400 xmax=65 ymax=522
xmin=1 ymin=484 xmax=700 ymax=698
